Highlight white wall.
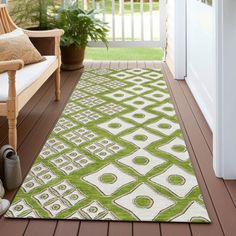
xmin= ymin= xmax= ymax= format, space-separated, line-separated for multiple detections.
xmin=166 ymin=0 xmax=214 ymax=129
xmin=166 ymin=0 xmax=186 ymax=80
xmin=186 ymin=0 xmax=215 ymax=130
xmin=166 ymin=0 xmax=175 ymax=75
xmin=214 ymin=0 xmax=236 ymax=179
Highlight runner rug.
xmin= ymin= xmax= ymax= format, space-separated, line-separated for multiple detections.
xmin=6 ymin=68 xmax=210 ymax=222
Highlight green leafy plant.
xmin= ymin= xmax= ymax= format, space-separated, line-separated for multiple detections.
xmin=51 ymin=4 xmax=109 ymax=48
xmin=10 ymin=0 xmax=56 ymax=29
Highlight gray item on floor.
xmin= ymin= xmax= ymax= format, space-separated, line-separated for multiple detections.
xmin=4 ymin=154 xmax=22 ymax=191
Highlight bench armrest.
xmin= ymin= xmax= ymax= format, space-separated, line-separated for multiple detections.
xmin=23 ymin=29 xmax=64 ymax=38
xmin=0 ymin=60 xmax=24 ymax=72
xmin=23 ymin=29 xmax=64 ymax=57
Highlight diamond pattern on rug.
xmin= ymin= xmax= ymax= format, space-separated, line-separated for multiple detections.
xmin=22 ymin=163 xmax=57 ymax=193
xmin=143 ymin=91 xmax=170 ymax=102
xmin=126 ymin=76 xmax=150 ymax=85
xmin=115 ymin=183 xmax=175 ymax=221
xmin=95 ymin=102 xmax=126 ymax=115
xmin=121 ymin=128 xmax=162 ymax=148
xmin=39 ymin=137 xmax=70 ymax=159
xmin=103 ymin=80 xmax=127 ymax=89
xmin=152 ymin=103 xmax=176 ymax=116
xmin=122 ymin=109 xmax=156 ymax=124
xmin=172 ymin=201 xmax=209 ymax=222
xmin=104 ymin=90 xmax=134 ymax=101
xmin=62 ymin=128 xmax=97 ymax=146
xmin=146 ymin=118 xmax=180 ymax=136
xmin=71 ymin=90 xmax=89 ymax=101
xmin=109 ymin=71 xmax=134 ymax=79
xmin=157 ymin=137 xmax=189 ymax=161
xmin=97 ymin=118 xmax=134 ymax=135
xmin=124 ymin=97 xmax=155 ymax=109
xmin=82 ymin=85 xmax=109 ymax=94
xmin=126 ymin=68 xmax=149 ymax=75
xmin=87 ymin=75 xmax=111 ymax=84
xmin=81 ymin=201 xmax=108 ymax=219
xmin=50 ymin=150 xmax=94 ymax=175
xmin=6 ymin=200 xmax=40 ymax=218
xmin=33 ymin=181 xmax=85 ymax=217
xmin=84 ymin=138 xmax=124 ymax=160
xmin=63 ymin=102 xmax=84 ymax=115
xmin=125 ymin=85 xmax=152 ymax=95
xmin=83 ymin=164 xmax=136 ymax=196
xmin=150 ymin=165 xmax=198 ymax=197
xmin=76 ymin=80 xmax=93 ymax=88
xmin=143 ymin=71 xmax=163 ymax=80
xmin=77 ymin=96 xmax=105 ymax=108
xmin=6 ymin=68 xmax=210 ymax=223
xmin=148 ymin=80 xmax=168 ymax=90
xmin=53 ymin=117 xmax=78 ymax=134
xmin=71 ymin=110 xmax=102 ymax=124
xmin=118 ymin=149 xmax=166 ymax=175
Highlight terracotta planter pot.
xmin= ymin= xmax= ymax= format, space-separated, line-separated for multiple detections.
xmin=61 ymin=45 xmax=85 ymax=71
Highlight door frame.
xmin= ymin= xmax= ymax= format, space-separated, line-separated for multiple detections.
xmin=173 ymin=0 xmax=236 ymax=179
xmin=213 ymin=0 xmax=236 ymax=179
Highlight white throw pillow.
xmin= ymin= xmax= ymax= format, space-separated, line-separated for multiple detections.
xmin=0 ymin=28 xmax=24 ymax=40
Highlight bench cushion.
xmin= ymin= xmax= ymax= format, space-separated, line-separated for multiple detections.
xmin=0 ymin=56 xmax=57 ymax=102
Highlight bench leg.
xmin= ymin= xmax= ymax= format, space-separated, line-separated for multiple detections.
xmin=55 ymin=68 xmax=61 ymax=101
xmin=8 ymin=117 xmax=17 ymax=151
xmin=7 ymin=70 xmax=18 ymax=151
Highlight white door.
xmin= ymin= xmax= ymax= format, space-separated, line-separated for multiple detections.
xmin=186 ymin=0 xmax=215 ymax=129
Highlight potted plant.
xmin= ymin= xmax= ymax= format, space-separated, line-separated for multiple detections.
xmin=51 ymin=4 xmax=109 ymax=70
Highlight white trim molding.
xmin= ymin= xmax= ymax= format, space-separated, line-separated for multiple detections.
xmin=173 ymin=0 xmax=186 ymax=80
xmin=214 ymin=0 xmax=236 ymax=179
xmin=165 ymin=0 xmax=186 ymax=80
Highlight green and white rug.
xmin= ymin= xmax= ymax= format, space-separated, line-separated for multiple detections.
xmin=6 ymin=68 xmax=210 ymax=222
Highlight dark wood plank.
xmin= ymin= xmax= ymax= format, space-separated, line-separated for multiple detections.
xmin=224 ymin=180 xmax=236 ymax=207
xmin=153 ymin=61 xmax=163 ymax=69
xmin=54 ymin=221 xmax=80 ymax=236
xmin=133 ymin=222 xmax=160 ymax=236
xmin=144 ymin=61 xmax=154 ymax=68
xmin=84 ymin=60 xmax=93 ymax=69
xmin=0 ymin=117 xmax=6 ymax=128
xmin=161 ymin=223 xmax=191 ymax=236
xmin=109 ymin=222 xmax=132 ymax=236
xmin=0 ymin=218 xmax=29 ymax=236
xmin=119 ymin=61 xmax=128 ymax=69
xmin=163 ymin=64 xmax=224 ymax=236
xmin=163 ymin=63 xmax=236 ymax=236
xmin=179 ymin=81 xmax=213 ymax=152
xmin=90 ymin=61 xmax=102 ymax=69
xmin=101 ymin=61 xmax=111 ymax=68
xmin=84 ymin=60 xmax=92 ymax=68
xmin=110 ymin=61 xmax=120 ymax=69
xmin=127 ymin=61 xmax=137 ymax=69
xmin=136 ymin=61 xmax=145 ymax=68
xmin=24 ymin=220 xmax=57 ymax=236
xmin=79 ymin=221 xmax=108 ymax=236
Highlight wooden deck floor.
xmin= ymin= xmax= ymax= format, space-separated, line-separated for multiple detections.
xmin=0 ymin=61 xmax=236 ymax=236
